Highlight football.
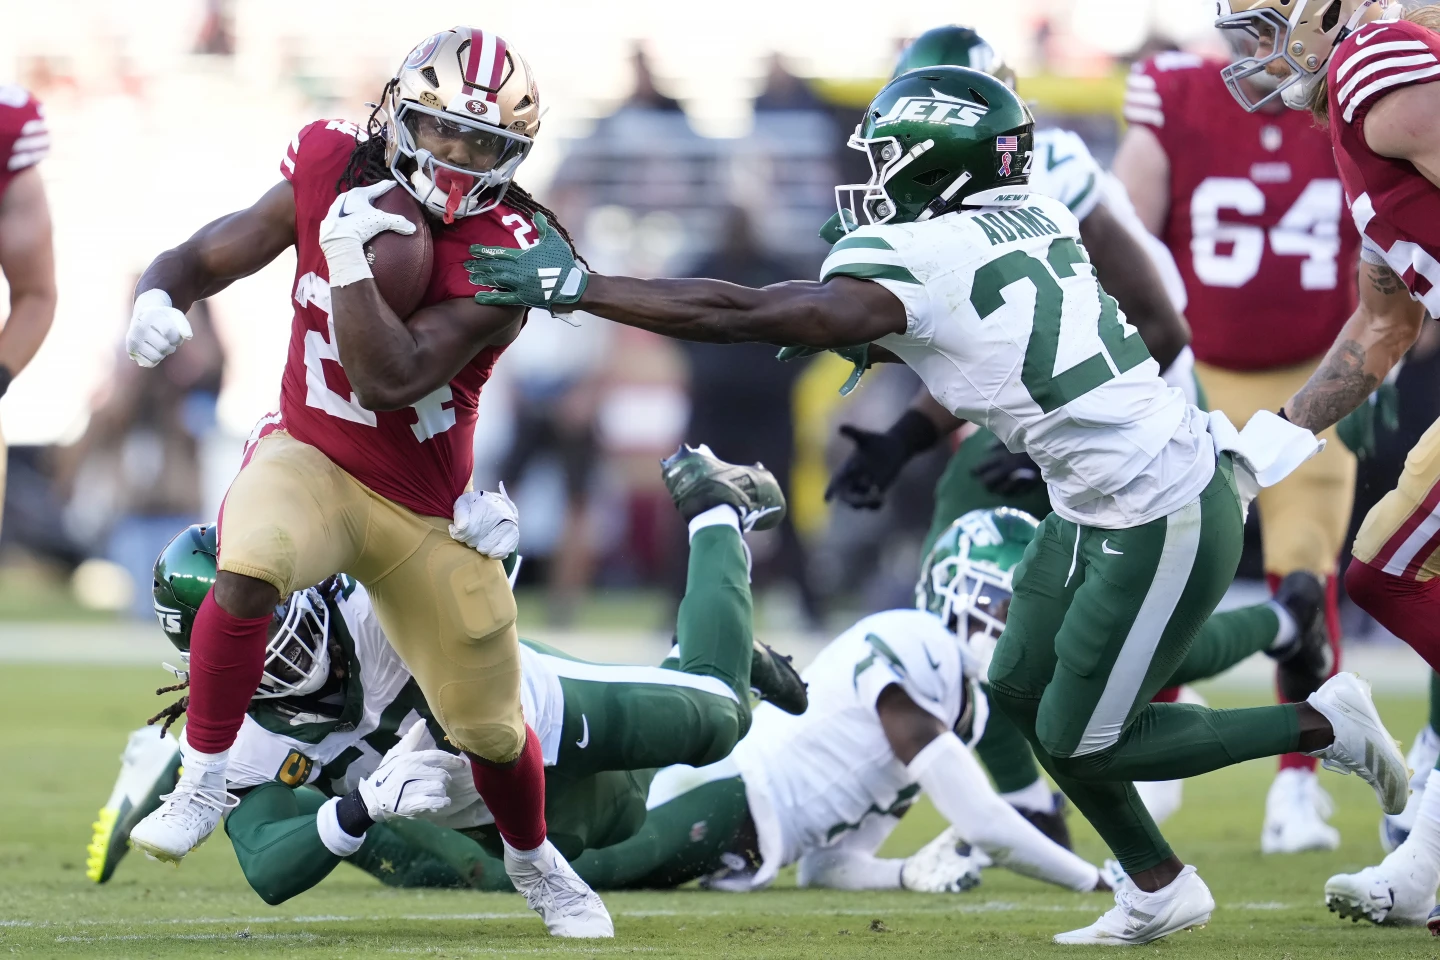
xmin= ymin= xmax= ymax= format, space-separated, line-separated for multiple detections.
xmin=364 ymin=185 xmax=434 ymax=319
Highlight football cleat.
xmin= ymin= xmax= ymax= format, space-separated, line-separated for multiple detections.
xmin=661 ymin=444 xmax=786 ymax=532
xmin=900 ymin=827 xmax=983 ymax=893
xmin=1382 ymin=728 xmax=1440 ymax=853
xmin=1306 ymin=673 xmax=1410 ymax=816
xmin=1270 ymin=571 xmax=1333 ymax=703
xmin=1325 ymin=862 xmax=1436 ymax=926
xmin=749 ymin=640 xmax=808 ymax=715
xmin=85 ymin=727 xmax=182 ymax=883
xmin=127 ymin=758 xmax=236 ymax=864
xmin=505 ymin=840 xmax=614 ymax=938
xmin=1260 ymin=768 xmax=1340 ymax=854
xmin=1054 ymin=864 xmax=1213 ymax=945
xmin=1013 ymin=792 xmax=1072 ymax=851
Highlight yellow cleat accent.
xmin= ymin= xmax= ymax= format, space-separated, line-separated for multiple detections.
xmin=85 ymin=806 xmax=119 ymax=883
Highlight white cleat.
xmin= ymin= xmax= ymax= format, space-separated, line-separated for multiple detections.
xmin=127 ymin=758 xmax=235 ymax=864
xmin=1054 ymin=864 xmax=1214 ymax=945
xmin=86 ymin=727 xmax=182 ymax=882
xmin=900 ymin=826 xmax=983 ymax=893
xmin=1325 ymin=861 xmax=1436 ymax=926
xmin=1381 ymin=727 xmax=1439 ymax=852
xmin=505 ymin=840 xmax=614 ymax=938
xmin=1306 ymin=673 xmax=1410 ymax=815
xmin=1261 ymin=768 xmax=1340 ymax=854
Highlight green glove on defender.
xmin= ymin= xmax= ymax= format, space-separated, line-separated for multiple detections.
xmin=467 ymin=213 xmax=589 ymax=309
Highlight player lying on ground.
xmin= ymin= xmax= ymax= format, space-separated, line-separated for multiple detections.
xmin=465 ymin=65 xmax=1410 ymax=946
xmin=89 ymin=446 xmax=808 ymax=903
xmin=567 ymin=506 xmax=1331 ymax=896
xmin=1215 ymin=0 xmax=1440 ymax=931
xmin=119 ymin=28 xmax=602 ymax=933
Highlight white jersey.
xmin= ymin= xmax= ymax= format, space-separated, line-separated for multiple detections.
xmin=725 ymin=609 xmax=967 ymax=889
xmin=226 ymin=583 xmax=563 ymax=829
xmin=823 ymin=193 xmax=1215 ymax=529
xmin=1030 ymin=127 xmax=1104 ymax=223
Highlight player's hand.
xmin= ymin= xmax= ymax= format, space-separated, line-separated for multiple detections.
xmin=776 ymin=344 xmax=871 ymax=395
xmin=971 ymin=440 xmax=1042 ymax=496
xmin=900 ymin=827 xmax=983 ymax=893
xmin=818 ymin=209 xmax=859 ymax=244
xmin=357 ymin=721 xmax=467 ymax=822
xmin=318 ymin=180 xmax=416 ymax=288
xmin=449 ymin=483 xmax=519 ymax=558
xmin=126 ymin=289 xmax=193 ymax=368
xmin=826 ymin=423 xmax=912 ymax=510
xmin=466 ymin=213 xmax=588 ymax=309
xmin=1335 ymin=382 xmax=1399 ymax=460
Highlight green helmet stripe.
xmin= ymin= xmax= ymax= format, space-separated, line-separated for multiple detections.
xmin=823 ymin=261 xmax=921 ymax=285
xmin=831 ymin=234 xmax=896 ymax=253
xmin=1066 ymin=173 xmax=1097 ymax=213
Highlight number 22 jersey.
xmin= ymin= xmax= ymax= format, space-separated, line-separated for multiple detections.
xmin=823 ymin=194 xmax=1213 ymax=530
xmin=275 ymin=120 xmax=534 ymax=519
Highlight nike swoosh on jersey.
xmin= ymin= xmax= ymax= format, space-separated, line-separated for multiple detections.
xmin=924 ymin=646 xmax=941 ymax=671
xmin=1101 ymin=540 xmax=1124 ymax=555
xmin=1355 ymin=27 xmax=1388 ymax=45
xmin=575 ymin=714 xmax=590 ymax=749
xmin=1045 ymin=144 xmax=1075 ymax=171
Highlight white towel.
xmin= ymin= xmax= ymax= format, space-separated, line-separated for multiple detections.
xmin=1206 ymin=409 xmax=1326 ymax=518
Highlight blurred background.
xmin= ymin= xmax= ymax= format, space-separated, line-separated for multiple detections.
xmin=0 ymin=0 xmax=1427 ymax=677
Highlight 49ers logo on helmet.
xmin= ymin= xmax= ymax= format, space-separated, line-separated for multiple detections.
xmin=404 ymin=33 xmax=445 ymax=70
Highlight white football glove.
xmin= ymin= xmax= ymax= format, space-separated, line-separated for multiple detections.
xmin=318 ymin=180 xmax=417 ymax=288
xmin=900 ymin=827 xmax=984 ymax=893
xmin=126 ymin=289 xmax=193 ymax=368
xmin=356 ymin=720 xmax=467 ymax=822
xmin=450 ymin=483 xmax=519 ymax=559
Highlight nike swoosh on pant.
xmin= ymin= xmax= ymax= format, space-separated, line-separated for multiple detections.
xmin=575 ymin=715 xmax=590 ymax=749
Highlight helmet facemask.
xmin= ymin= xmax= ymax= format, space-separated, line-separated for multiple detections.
xmin=254 ymin=589 xmax=332 ymax=699
xmin=389 ymin=99 xmax=531 ymax=223
xmin=923 ymin=553 xmax=1013 ymax=648
xmin=1216 ymin=0 xmax=1381 ymax=112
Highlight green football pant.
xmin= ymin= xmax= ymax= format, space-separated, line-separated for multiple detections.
xmin=569 ymin=774 xmax=755 ymax=889
xmin=987 ymin=460 xmax=1304 ymax=874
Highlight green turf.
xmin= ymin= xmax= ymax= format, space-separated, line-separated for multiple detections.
xmin=5 ymin=664 xmax=1440 ymax=959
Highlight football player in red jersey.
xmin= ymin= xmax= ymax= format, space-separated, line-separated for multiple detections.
xmin=1219 ymin=0 xmax=1440 ymax=930
xmin=121 ymin=28 xmax=612 ymax=937
xmin=0 ymin=85 xmax=56 ymax=536
xmin=1113 ymin=43 xmax=1362 ymax=856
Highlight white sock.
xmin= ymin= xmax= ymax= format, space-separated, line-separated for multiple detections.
xmin=505 ymin=839 xmax=546 ymax=862
xmin=1000 ymin=779 xmax=1055 ymax=814
xmin=1384 ymin=770 xmax=1440 ymax=882
xmin=1265 ymin=600 xmax=1298 ymax=652
xmin=688 ymin=504 xmax=740 ymax=540
xmin=178 ymin=732 xmax=228 ymax=777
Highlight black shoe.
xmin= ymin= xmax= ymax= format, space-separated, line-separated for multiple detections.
xmin=661 ymin=444 xmax=786 ymax=532
xmin=1270 ymin=571 xmax=1333 ymax=703
xmin=1014 ymin=792 xmax=1072 ymax=851
xmin=750 ymin=640 xmax=808 ymax=715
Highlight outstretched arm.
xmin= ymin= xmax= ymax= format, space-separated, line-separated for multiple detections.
xmin=1283 ymin=260 xmax=1426 ymax=432
xmin=0 ymin=166 xmax=55 ymax=380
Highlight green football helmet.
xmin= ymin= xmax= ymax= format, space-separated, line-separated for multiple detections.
xmin=892 ymin=25 xmax=1017 ymax=89
xmin=151 ymin=524 xmax=333 ymax=699
xmin=834 ymin=65 xmax=1034 ymax=233
xmin=917 ymin=507 xmax=1039 ymax=644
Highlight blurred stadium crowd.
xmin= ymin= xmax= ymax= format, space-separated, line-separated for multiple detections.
xmin=0 ymin=0 xmax=1431 ymax=638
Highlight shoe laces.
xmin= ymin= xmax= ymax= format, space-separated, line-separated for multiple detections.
xmin=154 ymin=778 xmax=237 ymax=826
xmin=517 ymin=856 xmax=598 ymax=917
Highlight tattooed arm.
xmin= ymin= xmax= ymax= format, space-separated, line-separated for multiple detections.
xmin=1283 ymin=261 xmax=1426 ymax=432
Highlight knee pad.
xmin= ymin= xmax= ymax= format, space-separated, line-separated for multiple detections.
xmin=448 ymin=715 xmax=526 ymax=765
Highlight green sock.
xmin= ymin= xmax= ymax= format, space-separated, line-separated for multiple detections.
xmin=1429 ymin=672 xmax=1440 ymax=735
xmin=353 ymin=817 xmax=509 ymax=891
xmin=1165 ymin=603 xmax=1280 ymax=688
xmin=676 ymin=524 xmax=754 ymax=702
xmin=974 ymin=687 xmax=1045 ymax=794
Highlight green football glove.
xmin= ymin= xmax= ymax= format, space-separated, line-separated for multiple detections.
xmin=776 ymin=343 xmax=871 ymax=396
xmin=819 ymin=209 xmax=859 ymax=245
xmin=1335 ymin=381 xmax=1400 ymax=460
xmin=466 ymin=213 xmax=589 ymax=309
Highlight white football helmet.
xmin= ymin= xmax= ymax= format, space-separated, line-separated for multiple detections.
xmin=254 ymin=588 xmax=331 ymax=699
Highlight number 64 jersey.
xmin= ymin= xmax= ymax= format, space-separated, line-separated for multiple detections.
xmin=274 ymin=120 xmax=536 ymax=519
xmin=824 ymin=194 xmax=1214 ymax=530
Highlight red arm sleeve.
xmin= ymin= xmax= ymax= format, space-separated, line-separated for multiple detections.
xmin=0 ymin=87 xmax=47 ymax=200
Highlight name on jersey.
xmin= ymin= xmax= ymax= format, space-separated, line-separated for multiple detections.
xmin=874 ymin=89 xmax=989 ymax=128
xmin=974 ymin=206 xmax=1063 ymax=247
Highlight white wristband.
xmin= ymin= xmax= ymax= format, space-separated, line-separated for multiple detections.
xmin=316 ymin=796 xmax=367 ymax=857
xmin=323 ymin=238 xmax=374 ymax=289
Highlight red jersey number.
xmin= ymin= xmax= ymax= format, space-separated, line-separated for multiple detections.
xmin=1190 ymin=177 xmax=1344 ymax=291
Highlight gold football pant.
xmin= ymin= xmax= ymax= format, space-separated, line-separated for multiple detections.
xmin=1194 ymin=358 xmax=1356 ymax=577
xmin=1353 ymin=417 xmax=1440 ymax=581
xmin=217 ymin=431 xmax=524 ymax=762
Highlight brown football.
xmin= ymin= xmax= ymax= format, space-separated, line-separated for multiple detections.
xmin=364 ymin=186 xmax=434 ymax=320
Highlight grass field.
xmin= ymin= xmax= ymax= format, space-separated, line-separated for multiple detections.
xmin=5 ymin=664 xmax=1440 ymax=959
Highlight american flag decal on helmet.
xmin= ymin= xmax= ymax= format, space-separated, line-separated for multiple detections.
xmin=462 ymin=28 xmax=509 ymax=102
xmin=996 ymin=136 xmax=1019 ymax=152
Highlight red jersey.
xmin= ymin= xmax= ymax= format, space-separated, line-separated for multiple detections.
xmin=1125 ymin=53 xmax=1359 ymax=371
xmin=1327 ymin=18 xmax=1440 ymax=316
xmin=0 ymin=86 xmax=47 ymax=199
xmin=277 ymin=119 xmax=528 ymax=518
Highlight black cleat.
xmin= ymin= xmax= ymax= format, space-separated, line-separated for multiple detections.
xmin=1270 ymin=571 xmax=1333 ymax=703
xmin=1014 ymin=792 xmax=1073 ymax=851
xmin=661 ymin=444 xmax=786 ymax=532
xmin=750 ymin=640 xmax=808 ymax=715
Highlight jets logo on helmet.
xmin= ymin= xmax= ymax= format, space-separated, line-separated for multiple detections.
xmin=154 ymin=603 xmax=184 ymax=635
xmin=873 ymin=89 xmax=989 ymax=128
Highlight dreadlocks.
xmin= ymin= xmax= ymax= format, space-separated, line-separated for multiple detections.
xmin=148 ymin=679 xmax=190 ymax=737
xmin=336 ymin=83 xmax=587 ymax=267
